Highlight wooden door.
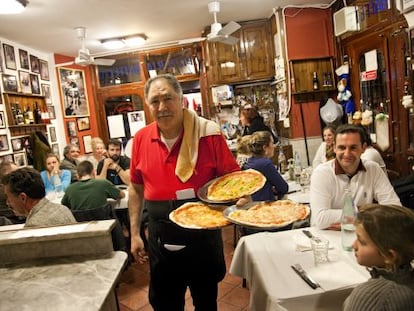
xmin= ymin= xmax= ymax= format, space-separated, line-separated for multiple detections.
xmin=343 ymin=28 xmax=408 ymax=175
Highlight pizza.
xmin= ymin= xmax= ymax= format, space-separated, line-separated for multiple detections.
xmin=206 ymin=169 xmax=266 ymax=202
xmin=169 ymin=202 xmax=231 ymax=229
xmin=227 ymin=200 xmax=310 ymax=228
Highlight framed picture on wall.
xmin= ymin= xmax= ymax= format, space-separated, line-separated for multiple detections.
xmin=402 ymin=0 xmax=414 ymax=13
xmin=30 ymin=74 xmax=40 ymax=94
xmin=2 ymin=43 xmax=16 ymax=70
xmin=58 ymin=67 xmax=90 ymax=117
xmin=83 ymin=135 xmax=92 ymax=153
xmin=67 ymin=120 xmax=77 ymax=137
xmin=47 ymin=105 xmax=56 ymax=120
xmin=42 ymin=83 xmax=52 ymax=103
xmin=19 ymin=70 xmax=31 ymax=94
xmin=70 ymin=137 xmax=80 ymax=148
xmin=51 ymin=143 xmax=60 ymax=159
xmin=2 ymin=74 xmax=18 ymax=92
xmin=48 ymin=126 xmax=57 ymax=143
xmin=0 ymin=135 xmax=9 ymax=152
xmin=0 ymin=111 xmax=5 ymax=129
xmin=14 ymin=152 xmax=27 ymax=168
xmin=11 ymin=137 xmax=24 ymax=152
xmin=77 ymin=117 xmax=90 ymax=131
xmin=18 ymin=49 xmax=30 ymax=70
xmin=39 ymin=59 xmax=50 ymax=80
xmin=30 ymin=55 xmax=40 ymax=73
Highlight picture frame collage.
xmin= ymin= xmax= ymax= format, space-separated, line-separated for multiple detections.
xmin=0 ymin=41 xmax=56 ymax=168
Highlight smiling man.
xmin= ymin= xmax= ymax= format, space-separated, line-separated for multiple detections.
xmin=310 ymin=124 xmax=401 ymax=230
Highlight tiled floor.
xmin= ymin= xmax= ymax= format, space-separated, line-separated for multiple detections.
xmin=116 ymin=225 xmax=250 ymax=311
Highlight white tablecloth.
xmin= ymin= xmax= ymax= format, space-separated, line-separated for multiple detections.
xmin=284 ymin=181 xmax=310 ymax=204
xmin=108 ymin=188 xmax=129 ymax=210
xmin=229 ymin=228 xmax=369 ymax=311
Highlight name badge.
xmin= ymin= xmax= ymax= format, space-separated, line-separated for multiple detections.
xmin=176 ymin=188 xmax=196 ymax=200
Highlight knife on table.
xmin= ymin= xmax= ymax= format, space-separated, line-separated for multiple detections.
xmin=291 ymin=264 xmax=320 ymax=289
xmin=302 ymin=230 xmax=321 ymax=243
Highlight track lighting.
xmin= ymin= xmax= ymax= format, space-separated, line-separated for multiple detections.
xmin=101 ymin=34 xmax=147 ymax=50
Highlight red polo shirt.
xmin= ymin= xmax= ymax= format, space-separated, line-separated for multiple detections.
xmin=130 ymin=122 xmax=240 ymax=200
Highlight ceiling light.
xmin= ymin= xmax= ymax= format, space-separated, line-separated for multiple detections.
xmin=101 ymin=34 xmax=147 ymax=50
xmin=0 ymin=0 xmax=28 ymax=14
xmin=124 ymin=34 xmax=147 ymax=47
xmin=101 ymin=38 xmax=125 ymax=50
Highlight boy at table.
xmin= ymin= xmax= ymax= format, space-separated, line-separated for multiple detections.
xmin=310 ymin=124 xmax=401 ymax=230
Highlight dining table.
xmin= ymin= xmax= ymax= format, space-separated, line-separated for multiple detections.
xmin=229 ymin=227 xmax=370 ymax=311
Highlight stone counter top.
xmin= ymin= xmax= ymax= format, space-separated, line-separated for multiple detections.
xmin=0 ymin=251 xmax=127 ymax=311
xmin=0 ymin=220 xmax=116 ymax=264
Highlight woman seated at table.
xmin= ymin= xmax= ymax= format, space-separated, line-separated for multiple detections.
xmin=312 ymin=125 xmax=336 ymax=168
xmin=343 ymin=204 xmax=414 ymax=310
xmin=244 ymin=131 xmax=288 ymax=201
xmin=40 ymin=153 xmax=71 ymax=195
xmin=87 ymin=137 xmax=107 ymax=170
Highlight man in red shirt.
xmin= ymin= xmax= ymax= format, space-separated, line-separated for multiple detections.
xmin=129 ymin=74 xmax=240 ymax=311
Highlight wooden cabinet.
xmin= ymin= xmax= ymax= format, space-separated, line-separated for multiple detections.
xmin=2 ymin=92 xmax=48 ymax=136
xmin=206 ymin=19 xmax=274 ymax=85
xmin=290 ymin=57 xmax=336 ymax=101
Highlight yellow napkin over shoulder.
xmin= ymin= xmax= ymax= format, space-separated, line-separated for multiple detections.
xmin=176 ymin=109 xmax=221 ymax=183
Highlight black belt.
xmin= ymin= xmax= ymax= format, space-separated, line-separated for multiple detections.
xmin=146 ymin=199 xmax=198 ymax=221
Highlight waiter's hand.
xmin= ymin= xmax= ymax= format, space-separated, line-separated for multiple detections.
xmin=236 ymin=195 xmax=251 ymax=207
xmin=130 ymin=233 xmax=148 ymax=264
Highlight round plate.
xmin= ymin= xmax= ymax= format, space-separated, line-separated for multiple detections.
xmin=223 ymin=201 xmax=310 ymax=230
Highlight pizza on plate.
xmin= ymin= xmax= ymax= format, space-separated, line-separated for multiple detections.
xmin=227 ymin=200 xmax=310 ymax=228
xmin=169 ymin=202 xmax=231 ymax=229
xmin=206 ymin=169 xmax=266 ymax=202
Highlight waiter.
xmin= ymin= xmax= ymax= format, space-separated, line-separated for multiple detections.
xmin=129 ymin=74 xmax=242 ymax=311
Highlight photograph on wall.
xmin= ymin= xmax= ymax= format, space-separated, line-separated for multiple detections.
xmin=42 ymin=83 xmax=52 ymax=104
xmin=29 ymin=55 xmax=39 ymax=73
xmin=70 ymin=137 xmax=80 ymax=148
xmin=11 ymin=137 xmax=24 ymax=152
xmin=14 ymin=152 xmax=27 ymax=168
xmin=128 ymin=110 xmax=146 ymax=136
xmin=0 ymin=111 xmax=5 ymax=129
xmin=0 ymin=154 xmax=13 ymax=164
xmin=2 ymin=43 xmax=16 ymax=70
xmin=1 ymin=74 xmax=18 ymax=92
xmin=48 ymin=126 xmax=57 ymax=143
xmin=19 ymin=70 xmax=31 ymax=94
xmin=77 ymin=117 xmax=90 ymax=131
xmin=51 ymin=143 xmax=60 ymax=159
xmin=0 ymin=135 xmax=9 ymax=152
xmin=47 ymin=105 xmax=56 ymax=119
xmin=67 ymin=120 xmax=77 ymax=137
xmin=39 ymin=59 xmax=50 ymax=81
xmin=30 ymin=74 xmax=40 ymax=94
xmin=83 ymin=135 xmax=92 ymax=153
xmin=58 ymin=67 xmax=90 ymax=117
xmin=18 ymin=49 xmax=30 ymax=70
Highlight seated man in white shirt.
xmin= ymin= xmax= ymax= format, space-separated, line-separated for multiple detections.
xmin=310 ymin=124 xmax=401 ymax=230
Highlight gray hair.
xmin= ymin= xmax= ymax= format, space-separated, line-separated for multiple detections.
xmin=144 ymin=74 xmax=183 ymax=101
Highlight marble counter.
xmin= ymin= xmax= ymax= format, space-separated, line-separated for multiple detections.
xmin=0 ymin=220 xmax=116 ymax=264
xmin=0 ymin=251 xmax=127 ymax=311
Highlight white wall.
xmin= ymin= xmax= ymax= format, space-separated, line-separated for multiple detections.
xmin=0 ymin=36 xmax=65 ymax=163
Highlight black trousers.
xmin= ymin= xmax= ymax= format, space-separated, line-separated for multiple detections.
xmin=146 ymin=200 xmax=226 ymax=311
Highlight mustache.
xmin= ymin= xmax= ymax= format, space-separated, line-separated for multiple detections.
xmin=157 ymin=112 xmax=173 ymax=118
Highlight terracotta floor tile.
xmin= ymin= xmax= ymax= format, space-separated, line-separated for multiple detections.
xmin=218 ymin=281 xmax=236 ymax=299
xmin=220 ymin=286 xmax=250 ymax=308
xmin=118 ymin=287 xmax=149 ymax=311
xmin=218 ymin=301 xmax=246 ymax=311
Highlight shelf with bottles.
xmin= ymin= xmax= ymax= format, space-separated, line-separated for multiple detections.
xmin=2 ymin=92 xmax=50 ymax=136
xmin=290 ymin=57 xmax=337 ymax=98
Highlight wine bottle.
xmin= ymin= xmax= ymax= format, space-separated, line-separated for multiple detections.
xmin=312 ymin=72 xmax=319 ymax=90
xmin=34 ymin=102 xmax=41 ymax=124
xmin=15 ymin=103 xmax=25 ymax=125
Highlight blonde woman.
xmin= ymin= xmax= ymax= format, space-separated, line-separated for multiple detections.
xmin=87 ymin=137 xmax=107 ymax=170
xmin=312 ymin=125 xmax=336 ymax=168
